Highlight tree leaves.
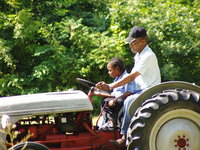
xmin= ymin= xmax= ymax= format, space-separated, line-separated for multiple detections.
xmin=0 ymin=0 xmax=199 ymax=96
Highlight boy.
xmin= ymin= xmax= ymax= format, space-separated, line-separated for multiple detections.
xmin=95 ymin=57 xmax=138 ymax=130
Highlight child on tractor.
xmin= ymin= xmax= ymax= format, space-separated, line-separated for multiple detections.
xmin=94 ymin=57 xmax=139 ymax=131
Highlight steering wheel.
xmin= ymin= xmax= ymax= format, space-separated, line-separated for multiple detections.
xmin=76 ymin=78 xmax=111 ymax=94
xmin=76 ymin=78 xmax=96 ymax=88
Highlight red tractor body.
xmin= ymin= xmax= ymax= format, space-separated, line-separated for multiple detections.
xmin=0 ymin=90 xmax=122 ymax=150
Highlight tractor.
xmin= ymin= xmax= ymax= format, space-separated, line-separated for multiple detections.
xmin=0 ymin=79 xmax=199 ymax=150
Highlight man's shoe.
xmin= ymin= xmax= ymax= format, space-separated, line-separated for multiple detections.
xmin=109 ymin=135 xmax=125 ymax=147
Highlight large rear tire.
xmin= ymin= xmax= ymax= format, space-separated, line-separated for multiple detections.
xmin=127 ymin=89 xmax=200 ymax=150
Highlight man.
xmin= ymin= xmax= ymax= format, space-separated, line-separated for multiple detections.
xmin=96 ymin=26 xmax=161 ymax=146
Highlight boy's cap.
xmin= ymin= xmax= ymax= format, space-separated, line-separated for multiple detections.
xmin=125 ymin=26 xmax=147 ymax=43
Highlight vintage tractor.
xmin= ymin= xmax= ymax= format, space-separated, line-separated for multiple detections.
xmin=0 ymin=79 xmax=123 ymax=150
xmin=0 ymin=78 xmax=122 ymax=150
xmin=0 ymin=79 xmax=199 ymax=150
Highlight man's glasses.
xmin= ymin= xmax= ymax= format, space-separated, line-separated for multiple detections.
xmin=129 ymin=38 xmax=144 ymax=46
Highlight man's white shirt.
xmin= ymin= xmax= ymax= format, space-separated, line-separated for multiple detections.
xmin=131 ymin=45 xmax=161 ymax=90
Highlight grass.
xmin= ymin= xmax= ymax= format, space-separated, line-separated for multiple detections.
xmin=92 ymin=116 xmax=99 ymax=126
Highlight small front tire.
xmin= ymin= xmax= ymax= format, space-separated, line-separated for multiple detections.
xmin=8 ymin=142 xmax=49 ymax=150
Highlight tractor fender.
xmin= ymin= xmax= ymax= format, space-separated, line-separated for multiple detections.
xmin=128 ymin=81 xmax=200 ymax=117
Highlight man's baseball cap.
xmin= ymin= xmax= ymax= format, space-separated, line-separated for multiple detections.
xmin=125 ymin=26 xmax=147 ymax=43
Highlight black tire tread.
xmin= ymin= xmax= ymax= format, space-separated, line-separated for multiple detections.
xmin=8 ymin=142 xmax=49 ymax=150
xmin=127 ymin=89 xmax=200 ymax=150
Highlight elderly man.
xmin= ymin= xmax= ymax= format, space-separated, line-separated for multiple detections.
xmin=96 ymin=26 xmax=161 ymax=146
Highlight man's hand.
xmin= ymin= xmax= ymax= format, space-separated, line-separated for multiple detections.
xmin=96 ymin=81 xmax=111 ymax=91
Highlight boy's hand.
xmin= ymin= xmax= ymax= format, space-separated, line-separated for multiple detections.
xmin=108 ymin=98 xmax=123 ymax=107
xmin=108 ymin=99 xmax=116 ymax=107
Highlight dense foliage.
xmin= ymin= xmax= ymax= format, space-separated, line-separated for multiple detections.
xmin=0 ymin=0 xmax=199 ymax=97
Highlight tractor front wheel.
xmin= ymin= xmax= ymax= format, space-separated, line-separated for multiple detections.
xmin=8 ymin=142 xmax=49 ymax=150
xmin=127 ymin=89 xmax=200 ymax=150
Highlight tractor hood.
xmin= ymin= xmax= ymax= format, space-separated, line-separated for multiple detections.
xmin=0 ymin=90 xmax=93 ymax=117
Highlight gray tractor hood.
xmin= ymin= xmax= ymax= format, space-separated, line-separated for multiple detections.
xmin=0 ymin=90 xmax=93 ymax=117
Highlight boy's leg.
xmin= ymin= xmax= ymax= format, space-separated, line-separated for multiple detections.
xmin=102 ymin=98 xmax=115 ymax=123
xmin=112 ymin=98 xmax=124 ymax=127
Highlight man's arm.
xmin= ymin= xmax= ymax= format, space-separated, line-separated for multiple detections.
xmin=96 ymin=71 xmax=141 ymax=90
xmin=109 ymin=71 xmax=140 ymax=89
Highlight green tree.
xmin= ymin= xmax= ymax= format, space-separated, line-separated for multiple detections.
xmin=0 ymin=0 xmax=199 ymax=96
